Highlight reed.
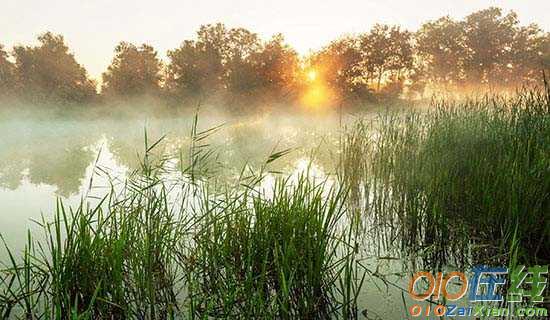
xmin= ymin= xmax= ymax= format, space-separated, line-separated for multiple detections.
xmin=340 ymin=89 xmax=550 ymax=268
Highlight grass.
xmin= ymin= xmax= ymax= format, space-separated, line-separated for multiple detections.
xmin=185 ymin=175 xmax=364 ymax=319
xmin=340 ymin=88 xmax=550 ymax=269
xmin=1 ymin=164 xmax=189 ymax=318
xmin=0 ymin=125 xmax=365 ymax=319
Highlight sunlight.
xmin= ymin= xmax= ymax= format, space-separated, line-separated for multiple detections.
xmin=300 ymin=67 xmax=332 ymax=110
xmin=301 ymin=84 xmax=330 ymax=109
xmin=306 ymin=69 xmax=318 ymax=82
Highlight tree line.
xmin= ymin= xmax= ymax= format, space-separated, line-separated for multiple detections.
xmin=1 ymin=7 xmax=549 ymax=108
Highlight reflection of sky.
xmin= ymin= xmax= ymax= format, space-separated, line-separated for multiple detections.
xmin=2 ymin=0 xmax=548 ymax=79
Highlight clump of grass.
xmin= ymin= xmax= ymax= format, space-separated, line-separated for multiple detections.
xmin=1 ymin=150 xmax=190 ymax=318
xmin=185 ymin=175 xmax=363 ymax=319
xmin=341 ymin=89 xmax=550 ymax=268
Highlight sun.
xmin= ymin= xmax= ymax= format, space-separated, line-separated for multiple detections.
xmin=300 ymin=67 xmax=333 ymax=110
xmin=301 ymin=83 xmax=333 ymax=110
xmin=306 ymin=70 xmax=318 ymax=82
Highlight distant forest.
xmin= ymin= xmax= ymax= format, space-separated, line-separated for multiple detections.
xmin=1 ymin=7 xmax=549 ymax=108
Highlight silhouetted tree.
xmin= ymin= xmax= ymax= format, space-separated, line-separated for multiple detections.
xmin=223 ymin=27 xmax=262 ymax=103
xmin=5 ymin=7 xmax=549 ymax=107
xmin=13 ymin=32 xmax=96 ymax=104
xmin=415 ymin=8 xmax=548 ymax=93
xmin=416 ymin=16 xmax=466 ymax=90
xmin=310 ymin=37 xmax=369 ymax=103
xmin=102 ymin=42 xmax=162 ymax=98
xmin=166 ymin=24 xmax=227 ymax=103
xmin=249 ymin=34 xmax=300 ymax=101
xmin=359 ymin=24 xmax=414 ymax=93
xmin=224 ymin=30 xmax=303 ymax=105
xmin=507 ymin=24 xmax=549 ymax=85
xmin=461 ymin=8 xmax=519 ymax=87
xmin=541 ymin=34 xmax=550 ymax=74
xmin=167 ymin=24 xmax=299 ymax=107
xmin=0 ymin=44 xmax=17 ymax=97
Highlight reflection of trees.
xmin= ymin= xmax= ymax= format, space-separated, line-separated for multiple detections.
xmin=0 ymin=126 xmax=95 ymax=196
xmin=108 ymin=139 xmax=141 ymax=170
xmin=225 ymin=123 xmax=273 ymax=169
xmin=0 ymin=149 xmax=28 ymax=190
xmin=0 ymin=115 xmax=342 ymax=196
xmin=217 ymin=115 xmax=340 ymax=174
xmin=27 ymin=144 xmax=94 ymax=197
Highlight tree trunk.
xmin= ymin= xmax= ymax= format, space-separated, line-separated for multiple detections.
xmin=377 ymin=68 xmax=384 ymax=91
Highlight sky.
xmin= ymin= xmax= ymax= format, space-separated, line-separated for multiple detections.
xmin=2 ymin=0 xmax=549 ymax=80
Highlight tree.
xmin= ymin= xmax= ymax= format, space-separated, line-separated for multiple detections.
xmin=167 ymin=24 xmax=299 ymax=106
xmin=359 ymin=24 xmax=414 ymax=92
xmin=166 ymin=24 xmax=227 ymax=102
xmin=0 ymin=44 xmax=16 ymax=97
xmin=310 ymin=36 xmax=368 ymax=103
xmin=248 ymin=34 xmax=300 ymax=101
xmin=541 ymin=34 xmax=550 ymax=76
xmin=13 ymin=32 xmax=96 ymax=104
xmin=416 ymin=16 xmax=466 ymax=89
xmin=416 ymin=8 xmax=548 ymax=91
xmin=223 ymin=27 xmax=263 ymax=101
xmin=102 ymin=42 xmax=162 ymax=97
xmin=461 ymin=7 xmax=519 ymax=87
xmin=508 ymin=25 xmax=549 ymax=85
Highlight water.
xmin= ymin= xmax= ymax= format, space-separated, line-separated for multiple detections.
xmin=0 ymin=111 xmax=348 ymax=251
xmin=0 ymin=111 xmax=463 ymax=319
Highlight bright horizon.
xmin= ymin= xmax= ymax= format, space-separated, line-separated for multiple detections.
xmin=2 ymin=0 xmax=549 ymax=80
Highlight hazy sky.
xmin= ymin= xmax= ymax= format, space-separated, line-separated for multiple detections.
xmin=2 ymin=0 xmax=549 ymax=79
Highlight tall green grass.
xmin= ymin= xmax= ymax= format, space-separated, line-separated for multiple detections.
xmin=1 ymin=156 xmax=190 ymax=318
xmin=0 ymin=129 xmax=364 ymax=319
xmin=340 ymin=89 xmax=550 ymax=268
xmin=184 ymin=175 xmax=363 ymax=319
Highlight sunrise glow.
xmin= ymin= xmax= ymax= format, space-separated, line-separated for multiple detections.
xmin=306 ymin=70 xmax=318 ymax=82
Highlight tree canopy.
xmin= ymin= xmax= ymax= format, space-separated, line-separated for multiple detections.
xmin=102 ymin=42 xmax=163 ymax=98
xmin=417 ymin=7 xmax=549 ymax=92
xmin=166 ymin=24 xmax=299 ymax=106
xmin=0 ymin=45 xmax=16 ymax=97
xmin=12 ymin=32 xmax=96 ymax=104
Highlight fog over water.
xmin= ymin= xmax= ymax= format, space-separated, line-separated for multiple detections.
xmin=0 ymin=104 xmax=348 ymax=242
xmin=1 ymin=2 xmax=548 ymax=317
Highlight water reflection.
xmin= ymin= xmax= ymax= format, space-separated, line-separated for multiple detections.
xmin=0 ymin=113 xmax=343 ymax=200
xmin=0 ymin=144 xmax=94 ymax=196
